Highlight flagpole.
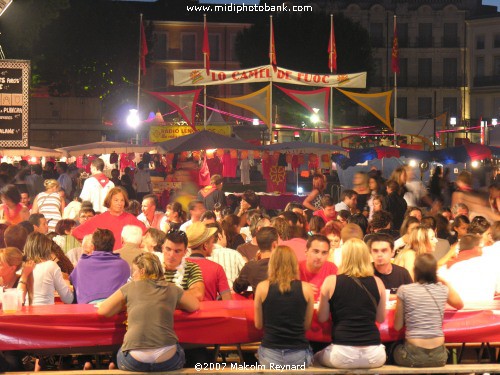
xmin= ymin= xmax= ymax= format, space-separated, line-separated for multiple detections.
xmin=203 ymin=14 xmax=207 ymax=130
xmin=393 ymin=14 xmax=398 ymax=147
xmin=136 ymin=13 xmax=143 ymax=145
xmin=269 ymin=15 xmax=274 ymax=144
xmin=329 ymin=14 xmax=334 ymax=146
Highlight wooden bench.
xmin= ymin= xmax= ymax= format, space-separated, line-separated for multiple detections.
xmin=5 ymin=363 xmax=500 ymax=374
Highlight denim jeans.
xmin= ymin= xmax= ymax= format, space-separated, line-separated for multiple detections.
xmin=117 ymin=343 xmax=185 ymax=372
xmin=314 ymin=343 xmax=386 ymax=369
xmin=393 ymin=341 xmax=448 ymax=368
xmin=258 ymin=345 xmax=313 ymax=368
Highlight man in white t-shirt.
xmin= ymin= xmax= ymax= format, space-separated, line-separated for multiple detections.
xmin=80 ymin=158 xmax=114 ymax=213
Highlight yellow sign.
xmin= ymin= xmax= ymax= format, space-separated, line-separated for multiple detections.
xmin=149 ymin=125 xmax=231 ymax=143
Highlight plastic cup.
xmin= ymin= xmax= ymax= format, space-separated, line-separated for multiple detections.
xmin=2 ymin=288 xmax=19 ymax=313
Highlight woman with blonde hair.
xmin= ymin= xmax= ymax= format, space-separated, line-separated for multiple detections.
xmin=32 ymin=179 xmax=64 ymax=232
xmin=394 ymin=225 xmax=437 ymax=280
xmin=98 ymin=252 xmax=199 ymax=372
xmin=254 ymin=246 xmax=314 ymax=367
xmin=316 ymin=238 xmax=386 ymax=369
xmin=22 ymin=232 xmax=73 ymax=306
xmin=302 ymin=173 xmax=327 ymax=211
xmin=0 ymin=247 xmax=33 ymax=293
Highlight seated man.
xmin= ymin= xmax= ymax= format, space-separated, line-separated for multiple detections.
xmin=233 ymin=227 xmax=278 ymax=295
xmin=66 ymin=233 xmax=94 ymax=266
xmin=237 ymin=215 xmax=270 ymax=262
xmin=364 ymin=210 xmax=400 ymax=242
xmin=299 ymin=234 xmax=337 ymax=300
xmin=70 ymin=228 xmax=130 ymax=304
xmin=313 ymin=196 xmax=337 ymax=224
xmin=114 ymin=225 xmax=144 ymax=268
xmin=162 ymin=229 xmax=205 ymax=301
xmin=28 ymin=213 xmax=48 ymax=235
xmin=186 ymin=222 xmax=231 ymax=301
xmin=368 ymin=233 xmax=412 ymax=297
xmin=137 ymin=194 xmax=164 ymax=229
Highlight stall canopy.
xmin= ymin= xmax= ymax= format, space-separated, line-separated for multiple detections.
xmin=0 ymin=146 xmax=62 ymax=157
xmin=157 ymin=130 xmax=263 ymax=153
xmin=263 ymin=141 xmax=345 ymax=154
xmin=56 ymin=141 xmax=159 ymax=157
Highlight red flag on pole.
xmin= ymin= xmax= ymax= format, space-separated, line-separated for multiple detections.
xmin=202 ymin=15 xmax=210 ymax=75
xmin=140 ymin=20 xmax=148 ymax=75
xmin=391 ymin=17 xmax=400 ymax=74
xmin=269 ymin=16 xmax=277 ymax=71
xmin=328 ymin=15 xmax=337 ymax=73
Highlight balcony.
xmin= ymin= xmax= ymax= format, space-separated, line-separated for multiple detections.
xmin=473 ymin=75 xmax=500 ymax=87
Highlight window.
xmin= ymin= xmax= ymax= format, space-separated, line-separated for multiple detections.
xmin=370 ymin=23 xmax=384 ymax=47
xmin=443 ymin=23 xmax=458 ymax=47
xmin=371 ymin=58 xmax=383 ymax=86
xmin=495 ymin=34 xmax=500 ymax=48
xmin=396 ymin=97 xmax=407 ymax=118
xmin=399 ymin=58 xmax=408 ymax=86
xmin=443 ymin=58 xmax=457 ymax=86
xmin=181 ymin=33 xmax=196 ymax=60
xmin=154 ymin=32 xmax=167 ymax=60
xmin=476 ymin=35 xmax=485 ymax=50
xmin=153 ymin=67 xmax=166 ymax=89
xmin=476 ymin=57 xmax=485 ymax=77
xmin=209 ymin=34 xmax=220 ymax=61
xmin=398 ymin=23 xmax=408 ymax=48
xmin=476 ymin=98 xmax=484 ymax=117
xmin=443 ymin=97 xmax=458 ymax=117
xmin=230 ymin=33 xmax=239 ymax=61
xmin=418 ymin=97 xmax=433 ymax=118
xmin=494 ymin=56 xmax=500 ymax=76
xmin=418 ymin=23 xmax=433 ymax=47
xmin=418 ymin=58 xmax=432 ymax=86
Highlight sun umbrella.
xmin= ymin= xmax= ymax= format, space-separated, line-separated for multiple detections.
xmin=56 ymin=141 xmax=159 ymax=157
xmin=263 ymin=141 xmax=345 ymax=154
xmin=0 ymin=146 xmax=62 ymax=157
xmin=157 ymin=130 xmax=263 ymax=153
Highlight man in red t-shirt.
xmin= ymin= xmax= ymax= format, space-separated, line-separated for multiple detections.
xmin=299 ymin=234 xmax=338 ymax=300
xmin=313 ymin=196 xmax=337 ymax=225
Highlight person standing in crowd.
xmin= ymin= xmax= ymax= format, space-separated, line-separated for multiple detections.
xmin=0 ymin=184 xmax=30 ymax=225
xmin=179 ymin=200 xmax=205 ymax=232
xmin=71 ymin=228 xmax=129 ymax=304
xmin=133 ymin=161 xmax=152 ymax=203
xmin=254 ymin=246 xmax=314 ymax=368
xmin=72 ymin=187 xmax=146 ymax=251
xmin=368 ymin=233 xmax=413 ymax=296
xmin=299 ymin=234 xmax=337 ymax=300
xmin=302 ymin=173 xmax=327 ymax=211
xmin=137 ymin=194 xmax=164 ymax=230
xmin=352 ymin=172 xmax=370 ymax=213
xmin=385 ymin=180 xmax=407 ymax=229
xmin=162 ymin=229 xmax=204 ymax=302
xmin=335 ymin=190 xmax=359 ymax=215
xmin=25 ymin=164 xmax=45 ymax=201
xmin=393 ymin=253 xmax=463 ymax=367
xmin=98 ymin=252 xmax=199 ymax=372
xmin=197 ymin=174 xmax=225 ymax=211
xmin=31 ymin=180 xmax=64 ymax=233
xmin=80 ymin=158 xmax=114 ymax=213
xmin=315 ymin=238 xmax=386 ymax=369
xmin=56 ymin=162 xmax=73 ymax=203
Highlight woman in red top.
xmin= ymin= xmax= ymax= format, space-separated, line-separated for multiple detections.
xmin=0 ymin=185 xmax=30 ymax=225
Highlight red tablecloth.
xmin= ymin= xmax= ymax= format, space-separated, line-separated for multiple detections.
xmin=0 ymin=301 xmax=499 ymax=351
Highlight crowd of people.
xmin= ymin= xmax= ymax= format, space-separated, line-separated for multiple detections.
xmin=0 ymin=157 xmax=499 ymax=372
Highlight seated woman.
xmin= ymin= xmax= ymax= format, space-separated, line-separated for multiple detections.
xmin=98 ymin=252 xmax=199 ymax=372
xmin=52 ymin=219 xmax=80 ymax=254
xmin=315 ymin=238 xmax=386 ymax=369
xmin=393 ymin=253 xmax=463 ymax=367
xmin=254 ymin=245 xmax=314 ymax=368
xmin=22 ymin=232 xmax=74 ymax=305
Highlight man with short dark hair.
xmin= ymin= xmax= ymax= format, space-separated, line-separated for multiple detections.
xmin=197 ymin=174 xmax=225 ymax=211
xmin=80 ymin=158 xmax=115 ymax=213
xmin=70 ymin=228 xmax=130 ymax=304
xmin=137 ymin=194 xmax=164 ymax=229
xmin=237 ymin=215 xmax=270 ymax=262
xmin=335 ymin=189 xmax=358 ymax=214
xmin=233 ymin=227 xmax=278 ymax=295
xmin=77 ymin=208 xmax=95 ymax=225
xmin=162 ymin=229 xmax=205 ymax=301
xmin=365 ymin=210 xmax=400 ymax=242
xmin=29 ymin=213 xmax=49 ymax=235
xmin=186 ymin=222 xmax=231 ymax=301
xmin=299 ymin=234 xmax=337 ymax=300
xmin=368 ymin=233 xmax=412 ymax=297
xmin=313 ymin=196 xmax=337 ymax=224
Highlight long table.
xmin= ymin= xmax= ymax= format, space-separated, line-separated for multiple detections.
xmin=0 ymin=300 xmax=499 ymax=351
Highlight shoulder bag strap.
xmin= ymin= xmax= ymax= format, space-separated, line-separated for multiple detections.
xmin=350 ymin=276 xmax=378 ymax=311
xmin=421 ymin=284 xmax=444 ymax=326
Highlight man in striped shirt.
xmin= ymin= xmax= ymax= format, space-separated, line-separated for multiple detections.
xmin=162 ymin=229 xmax=204 ymax=301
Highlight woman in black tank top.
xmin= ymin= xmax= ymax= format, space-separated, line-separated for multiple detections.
xmin=254 ymin=246 xmax=315 ymax=368
xmin=315 ymin=238 xmax=387 ymax=369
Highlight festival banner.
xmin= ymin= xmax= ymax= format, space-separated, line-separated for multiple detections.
xmin=336 ymin=88 xmax=392 ymax=129
xmin=149 ymin=124 xmax=231 ymax=143
xmin=174 ymin=65 xmax=366 ymax=88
